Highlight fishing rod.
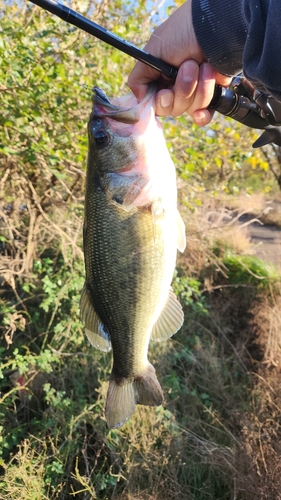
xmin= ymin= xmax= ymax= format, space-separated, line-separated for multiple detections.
xmin=29 ymin=0 xmax=281 ymax=147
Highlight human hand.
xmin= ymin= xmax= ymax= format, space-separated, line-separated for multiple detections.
xmin=127 ymin=0 xmax=231 ymax=125
xmin=153 ymin=60 xmax=231 ymax=126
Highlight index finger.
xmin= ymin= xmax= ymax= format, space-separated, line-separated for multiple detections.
xmin=127 ymin=61 xmax=162 ymax=101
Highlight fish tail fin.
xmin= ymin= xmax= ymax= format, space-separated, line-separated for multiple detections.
xmin=134 ymin=363 xmax=164 ymax=407
xmin=105 ymin=364 xmax=163 ymax=429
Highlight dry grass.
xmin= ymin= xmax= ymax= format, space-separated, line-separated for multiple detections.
xmin=214 ymin=191 xmax=281 ymax=228
xmin=0 ymin=162 xmax=84 ymax=285
xmin=233 ymin=293 xmax=281 ymax=499
xmin=177 ymin=198 xmax=255 ymax=283
xmin=2 ymin=439 xmax=51 ymax=500
xmin=175 ymin=204 xmax=281 ymax=499
xmin=222 ymin=191 xmax=266 ymax=214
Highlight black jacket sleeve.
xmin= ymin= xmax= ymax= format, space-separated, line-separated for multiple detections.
xmin=192 ymin=0 xmax=281 ymax=101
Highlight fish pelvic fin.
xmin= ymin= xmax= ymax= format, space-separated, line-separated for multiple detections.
xmin=150 ymin=288 xmax=184 ymax=342
xmin=80 ymin=285 xmax=111 ymax=352
xmin=105 ymin=364 xmax=164 ymax=428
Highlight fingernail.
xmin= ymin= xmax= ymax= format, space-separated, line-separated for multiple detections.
xmin=195 ymin=110 xmax=206 ymax=123
xmin=182 ymin=61 xmax=198 ymax=83
xmin=194 ymin=110 xmax=209 ymax=126
xmin=160 ymin=92 xmax=172 ymax=108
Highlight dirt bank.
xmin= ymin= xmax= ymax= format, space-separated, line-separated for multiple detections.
xmin=238 ymin=213 xmax=281 ymax=268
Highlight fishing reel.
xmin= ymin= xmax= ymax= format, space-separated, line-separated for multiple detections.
xmin=209 ymin=76 xmax=281 ymax=148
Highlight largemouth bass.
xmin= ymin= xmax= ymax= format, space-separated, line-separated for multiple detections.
xmin=80 ymin=86 xmax=186 ymax=428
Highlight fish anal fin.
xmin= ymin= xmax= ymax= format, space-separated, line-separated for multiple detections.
xmin=150 ymin=288 xmax=184 ymax=342
xmin=105 ymin=364 xmax=163 ymax=428
xmin=177 ymin=209 xmax=186 ymax=252
xmin=80 ymin=285 xmax=111 ymax=352
xmin=105 ymin=378 xmax=136 ymax=429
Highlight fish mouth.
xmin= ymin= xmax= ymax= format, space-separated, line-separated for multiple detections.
xmin=91 ymin=85 xmax=155 ymax=124
xmin=92 ymin=87 xmax=111 ymax=104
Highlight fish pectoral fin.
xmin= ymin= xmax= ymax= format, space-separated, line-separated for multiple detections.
xmin=177 ymin=209 xmax=186 ymax=253
xmin=150 ymin=288 xmax=184 ymax=342
xmin=80 ymin=285 xmax=111 ymax=352
xmin=105 ymin=364 xmax=163 ymax=428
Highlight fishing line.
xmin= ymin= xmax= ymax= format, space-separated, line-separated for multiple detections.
xmin=150 ymin=32 xmax=189 ymax=60
xmin=80 ymin=84 xmax=93 ymax=92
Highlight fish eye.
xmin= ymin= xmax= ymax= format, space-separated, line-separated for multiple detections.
xmin=94 ymin=129 xmax=109 ymax=149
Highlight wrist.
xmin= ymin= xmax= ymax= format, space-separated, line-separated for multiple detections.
xmin=153 ymin=0 xmax=204 ymax=67
xmin=178 ymin=0 xmax=204 ymax=63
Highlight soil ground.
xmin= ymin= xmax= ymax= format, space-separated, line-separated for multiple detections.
xmin=239 ymin=215 xmax=281 ymax=267
xmin=238 ymin=200 xmax=281 ymax=268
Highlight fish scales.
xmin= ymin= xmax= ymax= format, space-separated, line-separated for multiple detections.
xmin=80 ymin=86 xmax=186 ymax=428
xmin=85 ymin=193 xmax=173 ymax=377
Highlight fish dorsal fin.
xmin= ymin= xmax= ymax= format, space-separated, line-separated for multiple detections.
xmin=177 ymin=209 xmax=186 ymax=253
xmin=150 ymin=288 xmax=184 ymax=342
xmin=80 ymin=286 xmax=112 ymax=352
